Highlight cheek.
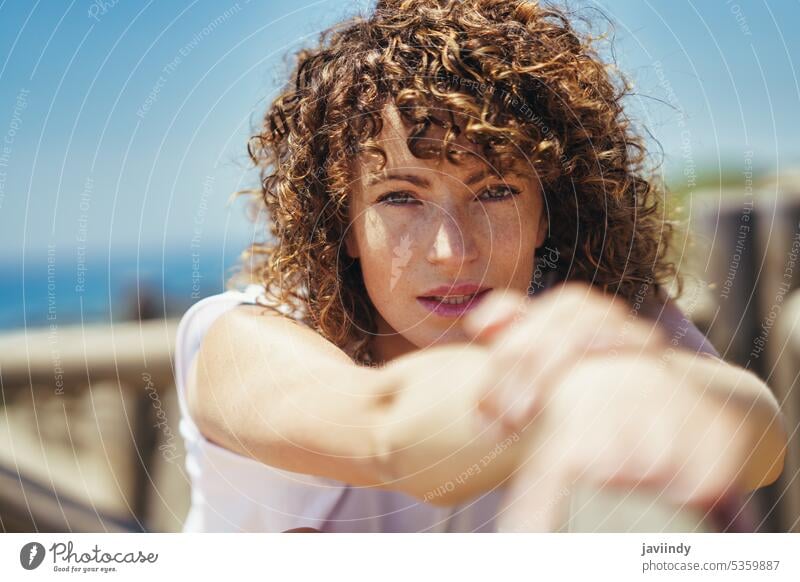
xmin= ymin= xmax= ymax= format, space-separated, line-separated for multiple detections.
xmin=476 ymin=205 xmax=539 ymax=293
xmin=483 ymin=208 xmax=539 ymax=262
xmin=355 ymin=209 xmax=416 ymax=291
xmin=354 ymin=202 xmax=540 ymax=292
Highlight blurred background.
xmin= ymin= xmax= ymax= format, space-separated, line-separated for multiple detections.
xmin=0 ymin=0 xmax=798 ymax=532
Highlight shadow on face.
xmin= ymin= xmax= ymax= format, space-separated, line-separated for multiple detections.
xmin=343 ymin=101 xmax=548 ymax=361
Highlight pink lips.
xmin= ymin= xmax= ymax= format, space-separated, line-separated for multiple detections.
xmin=416 ymin=284 xmax=492 ymax=318
xmin=420 ymin=283 xmax=489 ymax=297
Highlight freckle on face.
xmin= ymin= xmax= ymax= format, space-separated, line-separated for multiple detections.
xmin=345 ymin=102 xmax=546 ymax=356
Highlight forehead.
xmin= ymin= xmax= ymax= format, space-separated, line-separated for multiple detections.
xmin=352 ymin=101 xmax=489 ymax=183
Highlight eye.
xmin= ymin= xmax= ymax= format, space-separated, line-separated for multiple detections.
xmin=376 ymin=191 xmax=420 ymax=206
xmin=477 ymin=185 xmax=520 ymax=202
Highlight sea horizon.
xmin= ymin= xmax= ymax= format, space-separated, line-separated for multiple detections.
xmin=0 ymin=246 xmax=250 ymax=331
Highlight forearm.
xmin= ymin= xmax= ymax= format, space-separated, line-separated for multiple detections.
xmin=373 ymin=344 xmax=788 ymax=507
xmin=193 ymin=317 xmax=528 ymax=496
xmin=191 ymin=343 xmax=393 ymax=488
xmin=374 ymin=344 xmax=536 ymax=506
xmin=664 ymin=350 xmax=788 ymax=490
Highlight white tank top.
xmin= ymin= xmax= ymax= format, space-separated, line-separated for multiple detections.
xmin=174 ymin=284 xmax=504 ymax=532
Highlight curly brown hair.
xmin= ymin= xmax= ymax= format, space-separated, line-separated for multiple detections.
xmin=231 ymin=0 xmax=678 ymax=364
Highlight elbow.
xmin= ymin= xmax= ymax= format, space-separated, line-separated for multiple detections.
xmin=749 ymin=446 xmax=785 ymax=492
xmin=762 ymin=453 xmax=786 ymax=489
xmin=760 ymin=409 xmax=789 ymax=487
xmin=743 ymin=405 xmax=788 ymax=491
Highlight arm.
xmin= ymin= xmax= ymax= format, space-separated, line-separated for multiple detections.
xmin=458 ymin=285 xmax=787 ymax=498
xmin=362 ymin=343 xmax=533 ymax=505
xmin=662 ymin=348 xmax=787 ymax=491
xmin=378 ymin=292 xmax=787 ymax=510
xmin=188 ymin=303 xmax=391 ymax=487
xmin=372 ymin=287 xmax=789 ymax=507
xmin=190 ymin=297 xmax=787 ymax=512
xmin=377 ymin=345 xmax=788 ymax=512
xmin=187 ymin=304 xmax=525 ymax=505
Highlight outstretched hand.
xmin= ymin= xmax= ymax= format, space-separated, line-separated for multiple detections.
xmin=462 ymin=283 xmax=749 ymax=531
xmin=462 ymin=282 xmax=667 ymax=432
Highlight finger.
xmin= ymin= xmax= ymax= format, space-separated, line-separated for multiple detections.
xmin=542 ymin=283 xmax=665 ymax=353
xmin=479 ymin=312 xmax=551 ymax=426
xmin=498 ymin=326 xmax=617 ymax=430
xmin=462 ymin=289 xmax=527 ymax=344
xmin=602 ymin=320 xmax=668 ymax=356
xmin=476 ymin=362 xmax=530 ymax=436
xmin=476 ymin=405 xmax=519 ymax=441
xmin=494 ymin=355 xmax=546 ymax=431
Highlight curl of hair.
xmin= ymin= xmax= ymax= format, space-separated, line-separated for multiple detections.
xmin=230 ymin=0 xmax=680 ymax=364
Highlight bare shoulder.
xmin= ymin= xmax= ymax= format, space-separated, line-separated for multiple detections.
xmin=188 ymin=303 xmax=363 ymax=419
xmin=185 ymin=301 xmax=386 ymax=478
xmin=201 ymin=303 xmax=355 ymax=367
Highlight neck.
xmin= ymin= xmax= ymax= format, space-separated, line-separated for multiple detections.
xmin=369 ymin=312 xmax=419 ymax=366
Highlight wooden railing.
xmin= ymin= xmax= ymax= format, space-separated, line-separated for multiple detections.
xmin=0 ymin=318 xmax=179 ymax=532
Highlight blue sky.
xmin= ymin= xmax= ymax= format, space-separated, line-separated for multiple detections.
xmin=0 ymin=0 xmax=798 ymax=263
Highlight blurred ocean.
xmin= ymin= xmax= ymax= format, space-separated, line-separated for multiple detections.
xmin=0 ymin=246 xmax=246 ymax=330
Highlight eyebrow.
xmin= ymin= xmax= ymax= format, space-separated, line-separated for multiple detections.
xmin=365 ymin=167 xmax=500 ymax=188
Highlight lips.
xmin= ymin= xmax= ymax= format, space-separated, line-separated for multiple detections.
xmin=416 ymin=285 xmax=492 ymax=318
xmin=418 ymin=283 xmax=490 ymax=298
xmin=424 ymin=293 xmax=479 ymax=305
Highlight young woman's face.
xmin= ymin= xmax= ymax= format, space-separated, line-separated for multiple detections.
xmin=346 ymin=102 xmax=548 ymax=358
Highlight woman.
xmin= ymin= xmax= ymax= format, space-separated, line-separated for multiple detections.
xmin=174 ymin=0 xmax=786 ymax=532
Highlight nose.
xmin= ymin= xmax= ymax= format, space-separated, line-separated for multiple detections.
xmin=425 ymin=206 xmax=479 ymax=269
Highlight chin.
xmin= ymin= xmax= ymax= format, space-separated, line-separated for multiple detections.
xmin=418 ymin=327 xmax=470 ymax=348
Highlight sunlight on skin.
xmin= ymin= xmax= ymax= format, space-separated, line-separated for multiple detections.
xmin=345 ymin=101 xmax=547 ymax=362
